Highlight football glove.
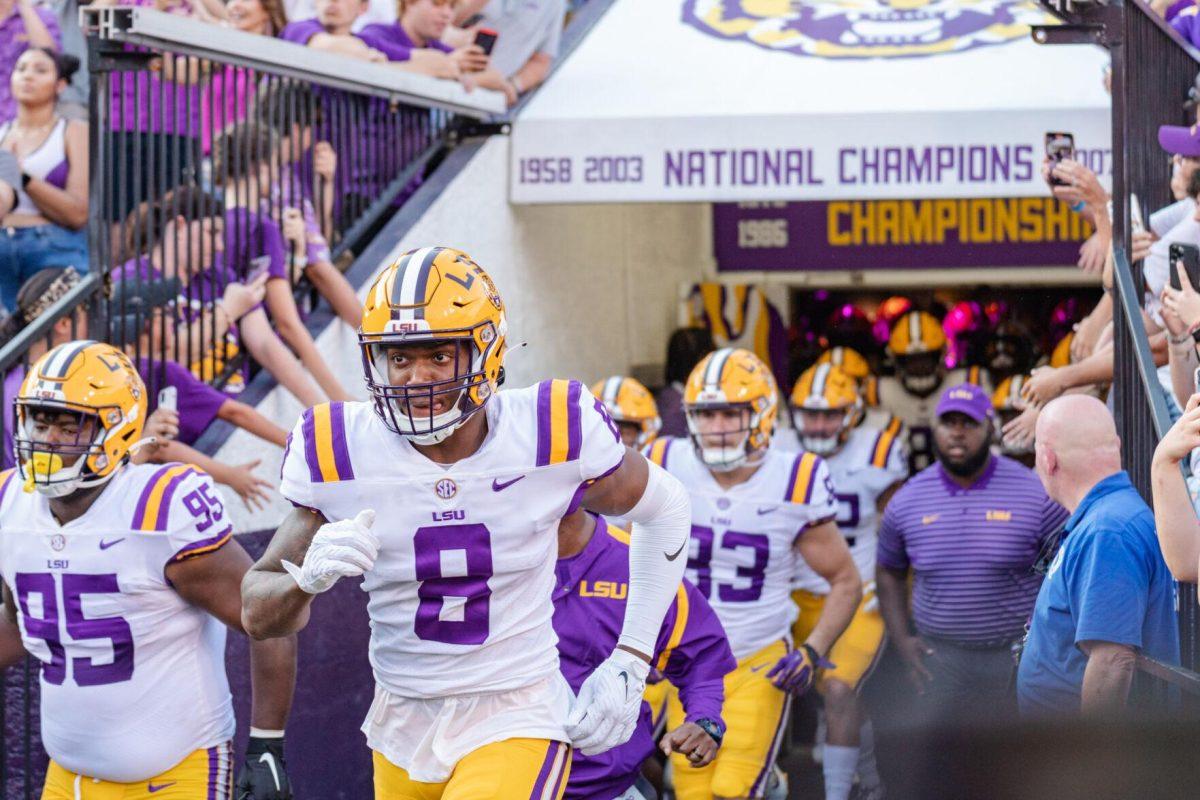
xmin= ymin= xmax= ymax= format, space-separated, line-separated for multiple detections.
xmin=566 ymin=648 xmax=650 ymax=756
xmin=236 ymin=736 xmax=292 ymax=800
xmin=282 ymin=509 xmax=378 ymax=594
xmin=766 ymin=643 xmax=834 ymax=695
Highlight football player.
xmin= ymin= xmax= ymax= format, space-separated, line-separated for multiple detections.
xmin=645 ymin=347 xmax=861 ymax=800
xmin=778 ymin=352 xmax=904 ymax=456
xmin=789 ymin=364 xmax=909 ymax=800
xmin=814 ymin=347 xmax=887 ymax=426
xmin=0 ymin=342 xmax=296 ymax=800
xmin=240 ymin=247 xmax=690 ymax=799
xmin=554 ymin=509 xmax=735 ymax=800
xmin=877 ymin=311 xmax=968 ymax=473
xmin=591 ymin=376 xmax=661 ymax=451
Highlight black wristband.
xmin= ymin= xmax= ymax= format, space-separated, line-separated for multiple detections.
xmin=20 ymin=173 xmax=31 ymax=189
xmin=693 ymin=717 xmax=723 ymax=746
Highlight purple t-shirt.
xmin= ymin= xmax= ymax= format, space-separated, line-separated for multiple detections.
xmin=224 ymin=205 xmax=289 ymax=283
xmin=109 ymin=0 xmax=200 ymax=134
xmin=877 ymin=455 xmax=1069 ymax=645
xmin=138 ymin=357 xmax=228 ymax=446
xmin=357 ymin=22 xmax=452 ymax=61
xmin=553 ymin=517 xmax=734 ymax=800
xmin=278 ymin=17 xmax=326 ymax=45
xmin=0 ymin=5 xmax=61 ymax=123
xmin=1173 ymin=8 xmax=1200 ymax=49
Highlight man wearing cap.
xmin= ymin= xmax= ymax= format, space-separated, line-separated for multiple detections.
xmin=876 ymin=383 xmax=1068 ymax=721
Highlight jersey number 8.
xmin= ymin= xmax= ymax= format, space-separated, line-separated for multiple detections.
xmin=413 ymin=524 xmax=494 ymax=645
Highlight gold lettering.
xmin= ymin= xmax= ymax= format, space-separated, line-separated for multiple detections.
xmin=828 ymin=202 xmax=852 ymax=246
xmin=851 ymin=202 xmax=874 ymax=245
xmin=995 ymin=199 xmax=1019 ymax=243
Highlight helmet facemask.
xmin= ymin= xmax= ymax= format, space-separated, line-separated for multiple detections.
xmin=361 ymin=323 xmax=499 ymax=446
xmin=793 ymin=404 xmax=857 ymax=456
xmin=14 ymin=402 xmax=119 ymax=498
xmin=686 ymin=403 xmax=763 ymax=472
xmin=895 ymin=351 xmax=944 ymax=397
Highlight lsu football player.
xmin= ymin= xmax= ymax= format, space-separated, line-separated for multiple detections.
xmin=591 ymin=376 xmax=661 ymax=450
xmin=877 ymin=311 xmax=968 ymax=473
xmin=644 ymin=347 xmax=861 ymax=800
xmin=814 ymin=347 xmax=888 ymax=426
xmin=554 ymin=509 xmax=736 ymax=800
xmin=0 ymin=342 xmax=296 ymax=800
xmin=787 ymin=364 xmax=909 ymax=800
xmin=240 ymin=247 xmax=690 ymax=799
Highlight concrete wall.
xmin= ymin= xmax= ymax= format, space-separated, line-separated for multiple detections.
xmin=217 ymin=136 xmax=716 ymax=534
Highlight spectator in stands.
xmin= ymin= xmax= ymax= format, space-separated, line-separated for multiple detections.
xmin=226 ymin=0 xmax=286 ymax=33
xmin=49 ymin=0 xmax=88 ymax=119
xmin=359 ymin=0 xmax=495 ymax=88
xmin=213 ymin=123 xmax=351 ymax=401
xmin=0 ymin=48 xmax=88 ymax=312
xmin=451 ymin=0 xmax=564 ymax=102
xmin=283 ymin=0 xmax=393 ymax=31
xmin=876 ymin=383 xmax=1068 ymax=722
xmin=279 ymin=0 xmax=388 ymax=61
xmin=1019 ymin=395 xmax=1179 ymax=715
xmin=0 ymin=149 xmax=17 ymax=216
xmin=0 ymin=0 xmax=59 ymax=124
xmin=117 ymin=185 xmax=327 ymax=407
xmin=1151 ymin=392 xmax=1200 ymax=582
xmin=656 ymin=327 xmax=714 ymax=438
xmin=1170 ymin=2 xmax=1200 ymax=47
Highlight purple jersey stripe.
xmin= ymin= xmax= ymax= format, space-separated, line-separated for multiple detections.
xmin=803 ymin=455 xmax=818 ymax=504
xmin=785 ymin=455 xmax=802 ymax=502
xmin=301 ymin=407 xmax=321 ymax=483
xmin=207 ymin=746 xmax=218 ymax=800
xmin=132 ymin=463 xmax=178 ymax=529
xmin=536 ymin=381 xmax=553 ymax=467
xmin=565 ymin=381 xmax=583 ymax=462
xmin=153 ymin=467 xmax=202 ymax=531
xmin=329 ymin=402 xmax=355 ymax=480
xmin=171 ymin=525 xmax=234 ymax=562
xmin=661 ymin=438 xmax=673 ymax=470
xmin=280 ymin=431 xmax=293 ymax=483
xmin=529 ymin=740 xmax=559 ymax=799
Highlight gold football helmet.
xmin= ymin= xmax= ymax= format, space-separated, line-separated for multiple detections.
xmin=791 ymin=364 xmax=863 ymax=456
xmin=15 ymin=341 xmax=147 ymax=497
xmin=683 ymin=347 xmax=778 ymax=471
xmin=591 ymin=376 xmax=661 ymax=450
xmin=887 ymin=311 xmax=947 ymax=397
xmin=816 ymin=345 xmax=878 ymax=407
xmin=359 ymin=247 xmax=507 ymax=445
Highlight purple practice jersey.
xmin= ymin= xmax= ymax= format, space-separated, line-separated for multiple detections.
xmin=553 ymin=517 xmax=735 ymax=800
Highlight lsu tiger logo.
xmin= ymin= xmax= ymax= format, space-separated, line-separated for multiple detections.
xmin=681 ymin=0 xmax=1055 ymax=60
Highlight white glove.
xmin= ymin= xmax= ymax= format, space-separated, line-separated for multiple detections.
xmin=282 ymin=509 xmax=378 ymax=594
xmin=566 ymin=648 xmax=650 ymax=756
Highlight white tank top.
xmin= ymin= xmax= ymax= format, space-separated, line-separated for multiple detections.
xmin=0 ymin=118 xmax=69 ymax=216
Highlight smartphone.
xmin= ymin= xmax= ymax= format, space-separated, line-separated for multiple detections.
xmin=1131 ymin=193 xmax=1145 ymax=236
xmin=1169 ymin=243 xmax=1200 ymax=291
xmin=247 ymin=255 xmax=272 ymax=283
xmin=474 ymin=28 xmax=498 ymax=56
xmin=1045 ymin=132 xmax=1075 ymax=186
xmin=158 ymin=386 xmax=178 ymax=413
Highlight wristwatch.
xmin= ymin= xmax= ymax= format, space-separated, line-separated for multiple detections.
xmin=693 ymin=717 xmax=724 ymax=746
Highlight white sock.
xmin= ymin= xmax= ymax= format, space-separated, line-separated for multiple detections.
xmin=858 ymin=719 xmax=883 ymax=790
xmin=824 ymin=744 xmax=859 ymax=800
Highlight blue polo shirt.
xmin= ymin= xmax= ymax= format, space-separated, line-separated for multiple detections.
xmin=1017 ymin=471 xmax=1179 ymax=715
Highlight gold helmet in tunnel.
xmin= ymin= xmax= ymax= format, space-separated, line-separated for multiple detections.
xmin=684 ymin=347 xmax=778 ymax=471
xmin=887 ymin=311 xmax=946 ymax=397
xmin=591 ymin=376 xmax=661 ymax=450
xmin=791 ymin=363 xmax=863 ymax=456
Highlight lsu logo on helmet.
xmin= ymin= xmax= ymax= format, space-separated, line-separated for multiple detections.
xmin=681 ymin=0 xmax=1054 ymax=60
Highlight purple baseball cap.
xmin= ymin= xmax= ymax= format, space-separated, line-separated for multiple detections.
xmin=935 ymin=382 xmax=994 ymax=423
xmin=1158 ymin=123 xmax=1200 ymax=157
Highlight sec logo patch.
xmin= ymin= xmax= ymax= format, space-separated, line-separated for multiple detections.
xmin=435 ymin=478 xmax=458 ymax=500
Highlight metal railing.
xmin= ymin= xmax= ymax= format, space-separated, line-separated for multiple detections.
xmin=0 ymin=8 xmax=502 ymax=795
xmin=1036 ymin=0 xmax=1200 ymax=696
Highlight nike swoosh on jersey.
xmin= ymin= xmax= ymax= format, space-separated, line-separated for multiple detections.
xmin=756 ymin=507 xmax=776 ymax=515
xmin=99 ymin=538 xmax=125 ymax=550
xmin=665 ymin=539 xmax=687 ymax=561
xmin=147 ymin=783 xmax=176 ymax=793
xmin=492 ymin=475 xmax=526 ymax=492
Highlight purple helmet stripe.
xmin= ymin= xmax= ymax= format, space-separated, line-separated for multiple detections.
xmin=132 ymin=463 xmax=178 ymax=529
xmin=565 ymin=381 xmax=582 ymax=462
xmin=410 ymin=247 xmax=442 ymax=320
xmin=387 ymin=250 xmax=417 ymax=310
xmin=329 ymin=402 xmax=355 ymax=480
xmin=535 ymin=380 xmax=553 ymax=467
xmin=301 ymin=407 xmax=321 ymax=483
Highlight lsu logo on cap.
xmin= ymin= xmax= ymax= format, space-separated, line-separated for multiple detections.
xmin=947 ymin=386 xmax=976 ymax=401
xmin=681 ymin=0 xmax=1054 ymax=60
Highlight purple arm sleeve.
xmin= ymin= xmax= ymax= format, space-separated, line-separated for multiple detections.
xmin=657 ymin=580 xmax=736 ymax=727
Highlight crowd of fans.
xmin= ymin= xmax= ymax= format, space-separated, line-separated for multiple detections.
xmin=0 ymin=0 xmax=572 ymax=508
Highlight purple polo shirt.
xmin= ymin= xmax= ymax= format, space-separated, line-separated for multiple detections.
xmin=0 ymin=5 xmax=60 ymax=123
xmin=357 ymin=22 xmax=452 ymax=61
xmin=877 ymin=455 xmax=1069 ymax=645
xmin=554 ymin=517 xmax=734 ymax=800
xmin=278 ymin=17 xmax=327 ymax=45
xmin=137 ymin=358 xmax=228 ymax=445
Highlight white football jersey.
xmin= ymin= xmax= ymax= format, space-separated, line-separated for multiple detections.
xmin=0 ymin=463 xmax=235 ymax=782
xmin=877 ymin=368 xmax=968 ymax=473
xmin=791 ymin=424 xmax=908 ymax=594
xmin=645 ymin=438 xmax=838 ymax=660
xmin=280 ymin=381 xmax=626 ymax=700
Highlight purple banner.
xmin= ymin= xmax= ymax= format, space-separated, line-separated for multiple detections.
xmin=713 ymin=198 xmax=1092 ymax=272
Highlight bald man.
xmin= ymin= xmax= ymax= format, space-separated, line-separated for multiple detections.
xmin=1018 ymin=395 xmax=1180 ymax=715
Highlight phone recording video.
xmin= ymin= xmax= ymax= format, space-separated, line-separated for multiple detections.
xmin=1045 ymin=132 xmax=1075 ymax=187
xmin=1169 ymin=242 xmax=1200 ymax=292
xmin=475 ymin=28 xmax=498 ymax=56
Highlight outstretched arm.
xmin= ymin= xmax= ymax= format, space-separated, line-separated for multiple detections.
xmin=240 ymin=508 xmax=327 ymax=639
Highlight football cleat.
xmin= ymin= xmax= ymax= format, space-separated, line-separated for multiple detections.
xmin=791 ymin=364 xmax=862 ymax=456
xmin=15 ymin=341 xmax=147 ymax=497
xmin=684 ymin=347 xmax=778 ymax=471
xmin=359 ymin=247 xmax=508 ymax=445
xmin=591 ymin=376 xmax=661 ymax=450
